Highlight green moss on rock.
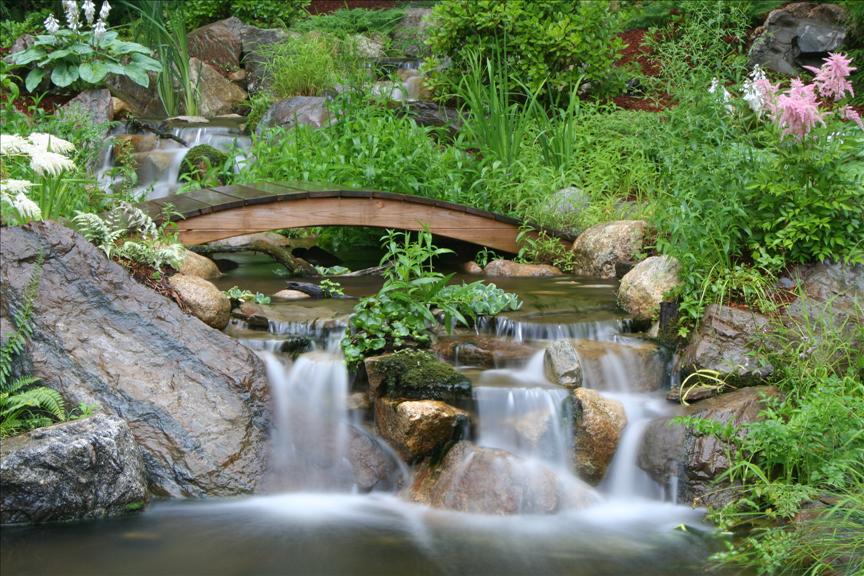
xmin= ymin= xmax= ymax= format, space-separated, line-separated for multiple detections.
xmin=365 ymin=349 xmax=471 ymax=401
xmin=179 ymin=144 xmax=228 ymax=183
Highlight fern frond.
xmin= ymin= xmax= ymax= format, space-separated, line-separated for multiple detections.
xmin=1 ymin=254 xmax=43 ymax=388
xmin=1 ymin=386 xmax=65 ymax=421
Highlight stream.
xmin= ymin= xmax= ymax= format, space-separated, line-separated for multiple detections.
xmin=0 ymin=253 xmax=729 ymax=576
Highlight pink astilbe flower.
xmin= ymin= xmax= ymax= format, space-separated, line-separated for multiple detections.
xmin=754 ymin=77 xmax=780 ymax=115
xmin=773 ymin=79 xmax=825 ymax=140
xmin=803 ymin=52 xmax=856 ymax=101
xmin=839 ymin=105 xmax=864 ymax=130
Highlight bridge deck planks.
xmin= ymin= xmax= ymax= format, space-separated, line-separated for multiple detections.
xmin=141 ymin=182 xmax=573 ymax=252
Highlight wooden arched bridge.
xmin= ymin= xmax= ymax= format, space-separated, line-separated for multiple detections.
xmin=140 ymin=182 xmax=573 ymax=253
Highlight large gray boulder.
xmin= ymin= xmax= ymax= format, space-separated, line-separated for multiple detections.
xmin=106 ymin=72 xmax=163 ymax=117
xmin=749 ymin=3 xmax=848 ymax=76
xmin=638 ymin=386 xmax=778 ymax=508
xmin=571 ymin=220 xmax=647 ymax=278
xmin=257 ymin=96 xmax=331 ymax=133
xmin=188 ymin=18 xmax=244 ymax=73
xmin=60 ymin=89 xmax=114 ymax=127
xmin=784 ymin=262 xmax=863 ymax=324
xmin=0 ymin=222 xmax=271 ymax=498
xmin=679 ymin=304 xmax=773 ymax=384
xmin=188 ymin=57 xmax=248 ymax=117
xmin=1 ymin=415 xmax=148 ymax=524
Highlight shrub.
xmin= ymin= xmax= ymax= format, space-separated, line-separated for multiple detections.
xmin=427 ymin=0 xmax=624 ymax=98
xmin=292 ymin=7 xmax=405 ymax=38
xmin=181 ymin=0 xmax=309 ymax=29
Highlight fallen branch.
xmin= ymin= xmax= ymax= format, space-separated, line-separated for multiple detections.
xmin=189 ymin=240 xmax=316 ymax=276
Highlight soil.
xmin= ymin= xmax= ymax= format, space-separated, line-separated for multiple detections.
xmin=612 ymin=28 xmax=674 ymax=112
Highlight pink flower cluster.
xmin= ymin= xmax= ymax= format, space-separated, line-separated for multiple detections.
xmin=758 ymin=53 xmax=860 ymax=140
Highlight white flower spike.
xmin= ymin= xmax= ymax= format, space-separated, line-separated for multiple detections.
xmin=82 ymin=0 xmax=96 ymax=24
xmin=0 ymin=179 xmax=34 ymax=194
xmin=0 ymin=134 xmax=33 ymax=155
xmin=30 ymin=151 xmax=76 ymax=176
xmin=99 ymin=0 xmax=111 ymax=21
xmin=11 ymin=193 xmax=42 ymax=220
xmin=27 ymin=133 xmax=76 ymax=154
xmin=44 ymin=13 xmax=61 ymax=34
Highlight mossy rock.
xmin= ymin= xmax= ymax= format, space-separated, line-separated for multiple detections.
xmin=365 ymin=349 xmax=471 ymax=402
xmin=179 ymin=145 xmax=228 ymax=183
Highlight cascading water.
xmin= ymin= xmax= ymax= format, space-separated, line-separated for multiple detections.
xmin=97 ymin=121 xmax=251 ymax=200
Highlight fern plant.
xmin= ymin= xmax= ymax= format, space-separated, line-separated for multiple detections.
xmin=0 ymin=254 xmax=66 ymax=438
xmin=73 ymin=202 xmax=184 ymax=271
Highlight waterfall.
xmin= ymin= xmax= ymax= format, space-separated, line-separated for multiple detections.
xmin=262 ymin=351 xmax=355 ymax=491
xmin=479 ymin=317 xmax=632 ymax=343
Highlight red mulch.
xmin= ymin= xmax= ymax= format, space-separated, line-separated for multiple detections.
xmin=612 ymin=28 xmax=674 ymax=112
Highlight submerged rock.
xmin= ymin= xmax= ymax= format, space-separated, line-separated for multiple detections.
xmin=571 ymin=220 xmax=647 ymax=278
xmin=364 ymin=350 xmax=472 ymax=402
xmin=544 ymin=340 xmax=583 ymax=388
xmin=638 ymin=386 xmax=778 ymax=508
xmin=0 ymin=415 xmax=148 ymax=524
xmin=347 ymin=425 xmax=406 ymax=492
xmin=410 ymin=441 xmax=598 ymax=514
xmin=168 ymin=273 xmax=231 ymax=330
xmin=0 ymin=222 xmax=271 ymax=498
xmin=375 ymin=398 xmax=468 ymax=463
xmin=572 ymin=339 xmax=666 ymax=393
xmin=571 ymin=389 xmax=627 ymax=484
xmin=618 ymin=256 xmax=681 ymax=321
xmin=434 ymin=335 xmax=536 ymax=368
xmin=484 ymin=259 xmax=561 ymax=278
xmin=679 ymin=304 xmax=773 ymax=384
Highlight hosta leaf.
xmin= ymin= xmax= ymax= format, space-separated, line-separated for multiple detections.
xmin=123 ymin=65 xmax=149 ymax=88
xmin=70 ymin=43 xmax=95 ymax=56
xmin=130 ymin=53 xmax=162 ymax=72
xmin=79 ymin=61 xmax=109 ymax=84
xmin=10 ymin=47 xmax=45 ymax=66
xmin=24 ymin=68 xmax=45 ymax=92
xmin=50 ymin=63 xmax=79 ymax=87
xmin=45 ymin=48 xmax=72 ymax=62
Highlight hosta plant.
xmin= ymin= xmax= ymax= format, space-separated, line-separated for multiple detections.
xmin=11 ymin=1 xmax=161 ymax=92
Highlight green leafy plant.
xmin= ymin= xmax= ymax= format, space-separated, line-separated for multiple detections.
xmin=292 ymin=7 xmax=405 ymax=39
xmin=0 ymin=254 xmax=67 ymax=438
xmin=427 ymin=0 xmax=624 ymax=98
xmin=11 ymin=2 xmax=161 ymax=92
xmin=223 ymin=286 xmax=271 ymax=304
xmin=314 ymin=265 xmax=350 ymax=276
xmin=516 ymin=226 xmax=576 ymax=272
xmin=473 ymin=247 xmax=498 ymax=268
xmin=341 ymin=230 xmax=521 ymax=365
xmin=181 ymin=0 xmax=309 ymax=29
xmin=72 ymin=202 xmax=185 ymax=271
xmin=319 ymin=279 xmax=344 ymax=298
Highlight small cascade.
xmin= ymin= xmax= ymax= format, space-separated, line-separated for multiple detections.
xmin=267 ymin=319 xmax=347 ymax=353
xmin=474 ymin=386 xmax=572 ymax=467
xmin=263 ymin=351 xmax=355 ymax=491
xmin=479 ymin=316 xmax=632 ymax=343
xmin=97 ymin=122 xmax=251 ymax=200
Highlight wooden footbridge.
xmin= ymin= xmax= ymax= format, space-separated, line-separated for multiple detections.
xmin=140 ymin=182 xmax=573 ymax=253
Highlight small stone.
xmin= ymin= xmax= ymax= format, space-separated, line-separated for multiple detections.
xmin=374 ymin=398 xmax=468 ymax=462
xmin=484 ymin=259 xmax=561 ymax=278
xmin=618 ymin=255 xmax=681 ymax=321
xmin=168 ymin=273 xmax=231 ymax=330
xmin=544 ymin=340 xmax=583 ymax=388
xmin=462 ymin=261 xmax=483 ymax=274
xmin=572 ymin=220 xmax=647 ymax=278
xmin=179 ymin=250 xmax=220 ymax=280
xmin=272 ymin=289 xmax=311 ymax=301
xmin=571 ymin=389 xmax=627 ymax=484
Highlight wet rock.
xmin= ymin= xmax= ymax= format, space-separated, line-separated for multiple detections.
xmin=114 ymin=134 xmax=158 ymax=155
xmin=399 ymin=101 xmax=461 ymax=135
xmin=461 ymin=261 xmax=483 ymax=274
xmin=257 ymin=96 xmax=330 ymax=133
xmin=189 ymin=57 xmax=248 ymax=117
xmin=188 ymin=18 xmax=244 ymax=73
xmin=168 ymin=273 xmax=231 ymax=330
xmin=364 ymin=350 xmax=472 ymax=402
xmin=404 ymin=75 xmax=432 ymax=100
xmin=484 ymin=259 xmax=561 ymax=278
xmin=60 ymin=89 xmax=114 ymax=126
xmin=347 ymin=392 xmax=370 ymax=412
xmin=638 ymin=386 xmax=778 ymax=508
xmin=393 ymin=7 xmax=434 ymax=58
xmin=749 ymin=3 xmax=848 ymax=76
xmin=0 ymin=415 xmax=148 ymax=524
xmin=544 ymin=340 xmax=583 ymax=388
xmin=375 ymin=398 xmax=468 ymax=462
xmin=348 ymin=425 xmax=406 ymax=492
xmin=111 ymin=97 xmax=132 ymax=119
xmin=410 ymin=441 xmax=597 ymax=514
xmin=272 ymin=289 xmax=311 ymax=301
xmin=680 ymin=304 xmax=773 ymax=384
xmin=179 ymin=144 xmax=229 ymax=183
xmin=0 ymin=222 xmax=271 ymax=498
xmin=618 ymin=256 xmax=681 ymax=321
xmin=435 ymin=335 xmax=536 ymax=368
xmin=666 ymin=384 xmax=721 ymax=404
xmin=572 ymin=220 xmax=647 ymax=278
xmin=133 ymin=150 xmax=176 ymax=180
xmin=106 ymin=72 xmax=163 ymax=117
xmin=572 ymin=339 xmax=666 ymax=392
xmin=571 ymin=389 xmax=627 ymax=484
xmin=179 ymin=249 xmax=221 ymax=280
